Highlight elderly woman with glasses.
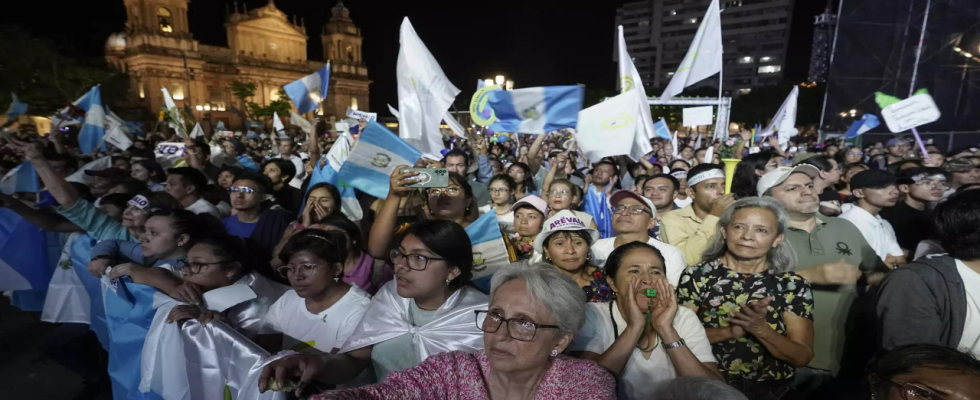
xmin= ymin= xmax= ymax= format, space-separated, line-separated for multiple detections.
xmin=260 ymin=220 xmax=487 ymax=395
xmin=304 ymin=264 xmax=616 ymax=399
xmin=676 ymin=197 xmax=814 ymax=398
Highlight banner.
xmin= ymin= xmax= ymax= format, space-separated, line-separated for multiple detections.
xmin=346 ymin=107 xmax=378 ymax=121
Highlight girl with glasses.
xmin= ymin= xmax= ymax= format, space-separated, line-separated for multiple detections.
xmin=543 ymin=178 xmax=599 ymax=231
xmin=261 ymin=229 xmax=372 ymax=356
xmin=260 ymin=220 xmax=487 ymax=394
xmin=477 ymin=174 xmax=518 ymax=237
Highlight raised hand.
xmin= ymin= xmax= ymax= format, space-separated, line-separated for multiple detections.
xmin=648 ymin=279 xmax=678 ymax=333
xmin=730 ymin=297 xmax=774 ymax=339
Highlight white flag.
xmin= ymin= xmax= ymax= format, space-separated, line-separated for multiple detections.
xmin=66 ymin=156 xmax=113 ymax=184
xmin=443 ymin=111 xmax=467 ymax=138
xmin=660 ymin=0 xmax=723 ymax=101
xmin=396 ymin=17 xmax=459 ymax=157
xmin=757 ymin=86 xmax=799 ymax=147
xmin=272 ymin=112 xmax=286 ymax=137
xmin=704 ymin=145 xmax=714 ymax=163
xmin=671 ymin=131 xmax=679 ymax=158
xmin=160 ymin=88 xmax=186 ymax=136
xmin=575 ymin=89 xmax=651 ymax=162
xmin=104 ymin=120 xmax=133 ymax=150
xmin=189 ymin=122 xmax=204 ymax=139
xmin=290 ymin=112 xmax=313 ymax=134
xmin=617 ymin=26 xmax=656 ymax=141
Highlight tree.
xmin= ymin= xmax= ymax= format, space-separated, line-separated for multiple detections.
xmin=229 ymin=81 xmax=257 ymax=120
xmin=247 ymin=88 xmax=291 ymax=124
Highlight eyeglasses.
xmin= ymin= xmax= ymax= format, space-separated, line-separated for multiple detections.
xmin=877 ymin=376 xmax=944 ymax=400
xmin=474 ymin=310 xmax=560 ymax=342
xmin=427 ymin=187 xmax=461 ymax=197
xmin=913 ymin=180 xmax=950 ymax=189
xmin=229 ymin=186 xmax=256 ymax=194
xmin=612 ymin=205 xmax=651 ymax=215
xmin=183 ymin=260 xmax=229 ymax=275
xmin=547 ymin=190 xmax=571 ymax=197
xmin=276 ymin=263 xmax=320 ymax=279
xmin=489 ymin=188 xmax=510 ymax=194
xmin=390 ymin=249 xmax=444 ymax=271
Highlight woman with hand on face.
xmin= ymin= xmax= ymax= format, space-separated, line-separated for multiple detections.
xmin=478 ymin=174 xmax=517 ymax=236
xmin=570 ymin=242 xmax=721 ymax=400
xmin=258 ymin=220 xmax=487 ymax=395
xmin=677 ymin=197 xmax=814 ymax=398
xmin=261 ymin=230 xmax=372 ymax=355
xmin=271 ymin=183 xmax=344 ymax=263
xmin=534 ymin=210 xmax=612 ymax=302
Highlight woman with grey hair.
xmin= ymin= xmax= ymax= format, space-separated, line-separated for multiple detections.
xmin=308 ymin=263 xmax=616 ymax=399
xmin=676 ymin=196 xmax=815 ymax=399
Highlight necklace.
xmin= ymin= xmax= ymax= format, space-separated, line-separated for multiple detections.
xmin=609 ymin=300 xmax=659 ymax=352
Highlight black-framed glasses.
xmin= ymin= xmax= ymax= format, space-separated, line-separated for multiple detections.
xmin=229 ymin=186 xmax=256 ymax=194
xmin=875 ymin=375 xmax=944 ymax=400
xmin=474 ymin=310 xmax=560 ymax=342
xmin=183 ymin=260 xmax=229 ymax=275
xmin=427 ymin=187 xmax=461 ymax=197
xmin=277 ymin=263 xmax=320 ymax=279
xmin=611 ymin=205 xmax=650 ymax=215
xmin=390 ymin=249 xmax=444 ymax=271
xmin=489 ymin=188 xmax=510 ymax=194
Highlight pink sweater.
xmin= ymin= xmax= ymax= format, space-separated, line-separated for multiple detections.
xmin=312 ymin=350 xmax=615 ymax=400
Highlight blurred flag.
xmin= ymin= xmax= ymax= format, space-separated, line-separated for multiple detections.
xmin=0 ymin=161 xmax=39 ymax=195
xmin=653 ymin=118 xmax=671 ymax=140
xmin=189 ymin=122 xmax=204 ymax=139
xmin=338 ymin=121 xmax=421 ymax=199
xmin=228 ymin=104 xmax=244 ymax=116
xmin=443 ymin=111 xmax=467 ymax=137
xmin=214 ymin=120 xmax=227 ymax=132
xmin=74 ymin=86 xmax=107 ymax=155
xmin=0 ymin=209 xmax=53 ymax=291
xmin=290 ymin=112 xmax=312 ymax=134
xmin=104 ymin=113 xmax=133 ymax=151
xmin=757 ymin=87 xmax=799 ymax=148
xmin=272 ymin=111 xmax=286 ymax=137
xmin=161 ymin=87 xmax=188 ymax=138
xmin=6 ymin=92 xmax=28 ymax=119
xmin=284 ymin=62 xmax=330 ymax=114
xmin=304 ymin=133 xmax=362 ymax=220
xmin=575 ymin=89 xmax=650 ymax=161
xmin=396 ymin=17 xmax=460 ymax=157
xmin=618 ymin=26 xmax=657 ymax=141
xmin=466 ymin=211 xmax=512 ymax=293
xmin=844 ymin=114 xmax=881 ymax=139
xmin=476 ymin=79 xmax=486 ymax=91
xmin=66 ymin=156 xmax=113 ymax=184
xmin=486 ymin=86 xmax=584 ymax=134
xmin=660 ymin=0 xmax=722 ymax=101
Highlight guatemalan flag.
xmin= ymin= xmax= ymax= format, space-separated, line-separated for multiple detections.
xmin=338 ymin=121 xmax=422 ymax=199
xmin=304 ymin=134 xmax=363 ymax=220
xmin=487 ymin=86 xmax=584 ymax=134
xmin=74 ymin=86 xmax=107 ymax=155
xmin=844 ymin=114 xmax=881 ymax=140
xmin=284 ymin=62 xmax=330 ymax=114
xmin=0 ymin=161 xmax=39 ymax=195
xmin=653 ymin=118 xmax=672 ymax=140
xmin=0 ymin=209 xmax=54 ymax=292
xmin=466 ymin=211 xmax=514 ymax=294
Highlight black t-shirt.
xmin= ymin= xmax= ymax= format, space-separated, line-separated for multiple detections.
xmin=271 ymin=185 xmax=303 ymax=216
xmin=880 ymin=201 xmax=927 ymax=252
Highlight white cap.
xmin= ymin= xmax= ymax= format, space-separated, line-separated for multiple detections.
xmin=756 ymin=165 xmax=820 ymax=196
xmin=533 ymin=210 xmax=600 ymax=255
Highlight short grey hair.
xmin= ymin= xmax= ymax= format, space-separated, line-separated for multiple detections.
xmin=650 ymin=377 xmax=749 ymax=400
xmin=489 ymin=263 xmax=586 ymax=334
xmin=701 ymin=196 xmax=797 ymax=273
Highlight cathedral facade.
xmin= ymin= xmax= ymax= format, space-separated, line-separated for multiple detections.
xmin=105 ymin=0 xmax=370 ymax=129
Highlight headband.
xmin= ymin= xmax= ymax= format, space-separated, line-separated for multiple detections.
xmin=687 ymin=169 xmax=726 ymax=187
xmin=127 ymin=195 xmax=159 ymax=212
xmin=669 ymin=171 xmax=687 ymax=179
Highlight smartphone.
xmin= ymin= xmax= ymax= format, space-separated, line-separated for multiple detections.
xmin=400 ymin=168 xmax=449 ymax=188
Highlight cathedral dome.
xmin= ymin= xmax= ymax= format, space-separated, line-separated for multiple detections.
xmin=106 ymin=32 xmax=127 ymax=52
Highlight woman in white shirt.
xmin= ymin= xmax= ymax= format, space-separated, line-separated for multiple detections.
xmin=263 ymin=229 xmax=372 ymax=354
xmin=570 ymin=241 xmax=721 ymax=400
xmin=477 ymin=174 xmax=517 ymax=237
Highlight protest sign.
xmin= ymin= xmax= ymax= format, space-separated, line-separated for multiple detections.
xmin=346 ymin=107 xmax=377 ymax=121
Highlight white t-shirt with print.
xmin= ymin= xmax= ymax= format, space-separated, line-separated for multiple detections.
xmin=955 ymin=259 xmax=980 ymax=354
xmin=264 ymin=286 xmax=371 ymax=353
xmin=570 ymin=302 xmax=716 ymax=400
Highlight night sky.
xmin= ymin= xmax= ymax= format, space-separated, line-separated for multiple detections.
xmin=1 ymin=0 xmax=825 ymax=112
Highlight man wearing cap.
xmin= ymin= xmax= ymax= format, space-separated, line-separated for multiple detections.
xmin=641 ymin=173 xmax=681 ymax=241
xmin=660 ymin=163 xmax=735 ymax=267
xmin=871 ymin=138 xmax=909 ymax=170
xmin=839 ymin=170 xmax=906 ymax=266
xmin=942 ymin=158 xmax=980 ymax=199
xmin=591 ymin=190 xmax=687 ymax=286
xmin=166 ymin=167 xmax=223 ymax=219
xmin=881 ymin=168 xmax=947 ymax=254
xmin=759 ymin=165 xmax=886 ymax=385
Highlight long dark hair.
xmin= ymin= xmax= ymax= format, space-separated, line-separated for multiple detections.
xmin=194 ymin=234 xmax=255 ymax=280
xmin=868 ymin=344 xmax=980 ymax=399
xmin=508 ymin=162 xmax=536 ymax=193
xmin=133 ymin=159 xmax=167 ymax=184
xmin=731 ymin=151 xmax=773 ymax=199
xmin=315 ymin=214 xmax=365 ymax=258
xmin=148 ymin=208 xmax=225 ymax=247
xmin=279 ymin=229 xmax=349 ymax=267
xmin=305 ymin=182 xmax=344 ymax=217
xmin=399 ymin=220 xmax=473 ymax=290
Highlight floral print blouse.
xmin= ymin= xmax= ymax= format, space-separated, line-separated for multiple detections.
xmin=583 ymin=269 xmax=613 ymax=303
xmin=676 ymin=259 xmax=813 ymax=383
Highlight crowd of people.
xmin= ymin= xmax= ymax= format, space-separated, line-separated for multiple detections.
xmin=2 ymin=120 xmax=980 ymax=400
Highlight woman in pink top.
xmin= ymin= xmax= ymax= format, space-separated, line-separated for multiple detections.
xmin=266 ymin=264 xmax=616 ymax=400
xmin=311 ymin=214 xmax=393 ymax=295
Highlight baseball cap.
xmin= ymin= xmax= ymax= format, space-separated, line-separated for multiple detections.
xmin=850 ymin=169 xmax=897 ymax=191
xmin=84 ymin=167 xmax=129 ymax=182
xmin=757 ymin=165 xmax=820 ymax=196
xmin=511 ymin=195 xmax=548 ymax=216
xmin=533 ymin=210 xmax=600 ymax=255
xmin=896 ymin=167 xmax=947 ymax=185
xmin=609 ymin=189 xmax=657 ymax=219
xmin=943 ymin=158 xmax=978 ymax=173
xmin=885 ymin=138 xmax=908 ymax=147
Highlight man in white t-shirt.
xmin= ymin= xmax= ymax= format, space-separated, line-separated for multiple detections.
xmin=877 ymin=189 xmax=980 ymax=354
xmin=165 ymin=167 xmax=224 ymax=219
xmin=591 ymin=190 xmax=687 ymax=286
xmin=263 ymin=286 xmax=372 ymax=354
xmin=268 ymin=137 xmax=306 ymax=189
xmin=839 ymin=169 xmax=906 ymax=266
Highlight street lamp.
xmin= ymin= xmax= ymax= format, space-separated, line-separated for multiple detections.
xmin=483 ymin=79 xmax=493 ymax=87
xmin=195 ymin=105 xmax=203 ymax=111
xmin=495 ymin=75 xmax=505 ymax=85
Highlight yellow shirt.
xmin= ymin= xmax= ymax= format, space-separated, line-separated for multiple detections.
xmin=659 ymin=204 xmax=720 ymax=267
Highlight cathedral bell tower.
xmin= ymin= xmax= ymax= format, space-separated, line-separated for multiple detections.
xmin=320 ymin=1 xmax=371 ymax=117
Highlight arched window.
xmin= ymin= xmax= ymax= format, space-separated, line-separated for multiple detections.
xmin=157 ymin=7 xmax=173 ymax=33
xmin=346 ymin=45 xmax=355 ymax=61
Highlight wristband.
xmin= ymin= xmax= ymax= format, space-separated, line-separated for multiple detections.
xmin=663 ymin=338 xmax=686 ymax=350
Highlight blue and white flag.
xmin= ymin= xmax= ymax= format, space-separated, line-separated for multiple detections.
xmin=0 ymin=209 xmax=54 ymax=291
xmin=486 ymin=86 xmax=584 ymax=134
xmin=6 ymin=92 xmax=28 ymax=119
xmin=466 ymin=211 xmax=512 ymax=293
xmin=338 ymin=121 xmax=422 ymax=199
xmin=284 ymin=62 xmax=330 ymax=114
xmin=103 ymin=277 xmax=165 ymax=400
xmin=0 ymin=161 xmax=39 ymax=195
xmin=844 ymin=114 xmax=881 ymax=140
xmin=74 ymin=86 xmax=107 ymax=155
xmin=304 ymin=134 xmax=363 ymax=220
xmin=476 ymin=79 xmax=486 ymax=91
xmin=653 ymin=118 xmax=671 ymax=140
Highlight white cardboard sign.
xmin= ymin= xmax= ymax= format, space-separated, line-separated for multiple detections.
xmin=880 ymin=94 xmax=941 ymax=133
xmin=682 ymin=106 xmax=714 ymax=127
xmin=346 ymin=107 xmax=378 ymax=121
